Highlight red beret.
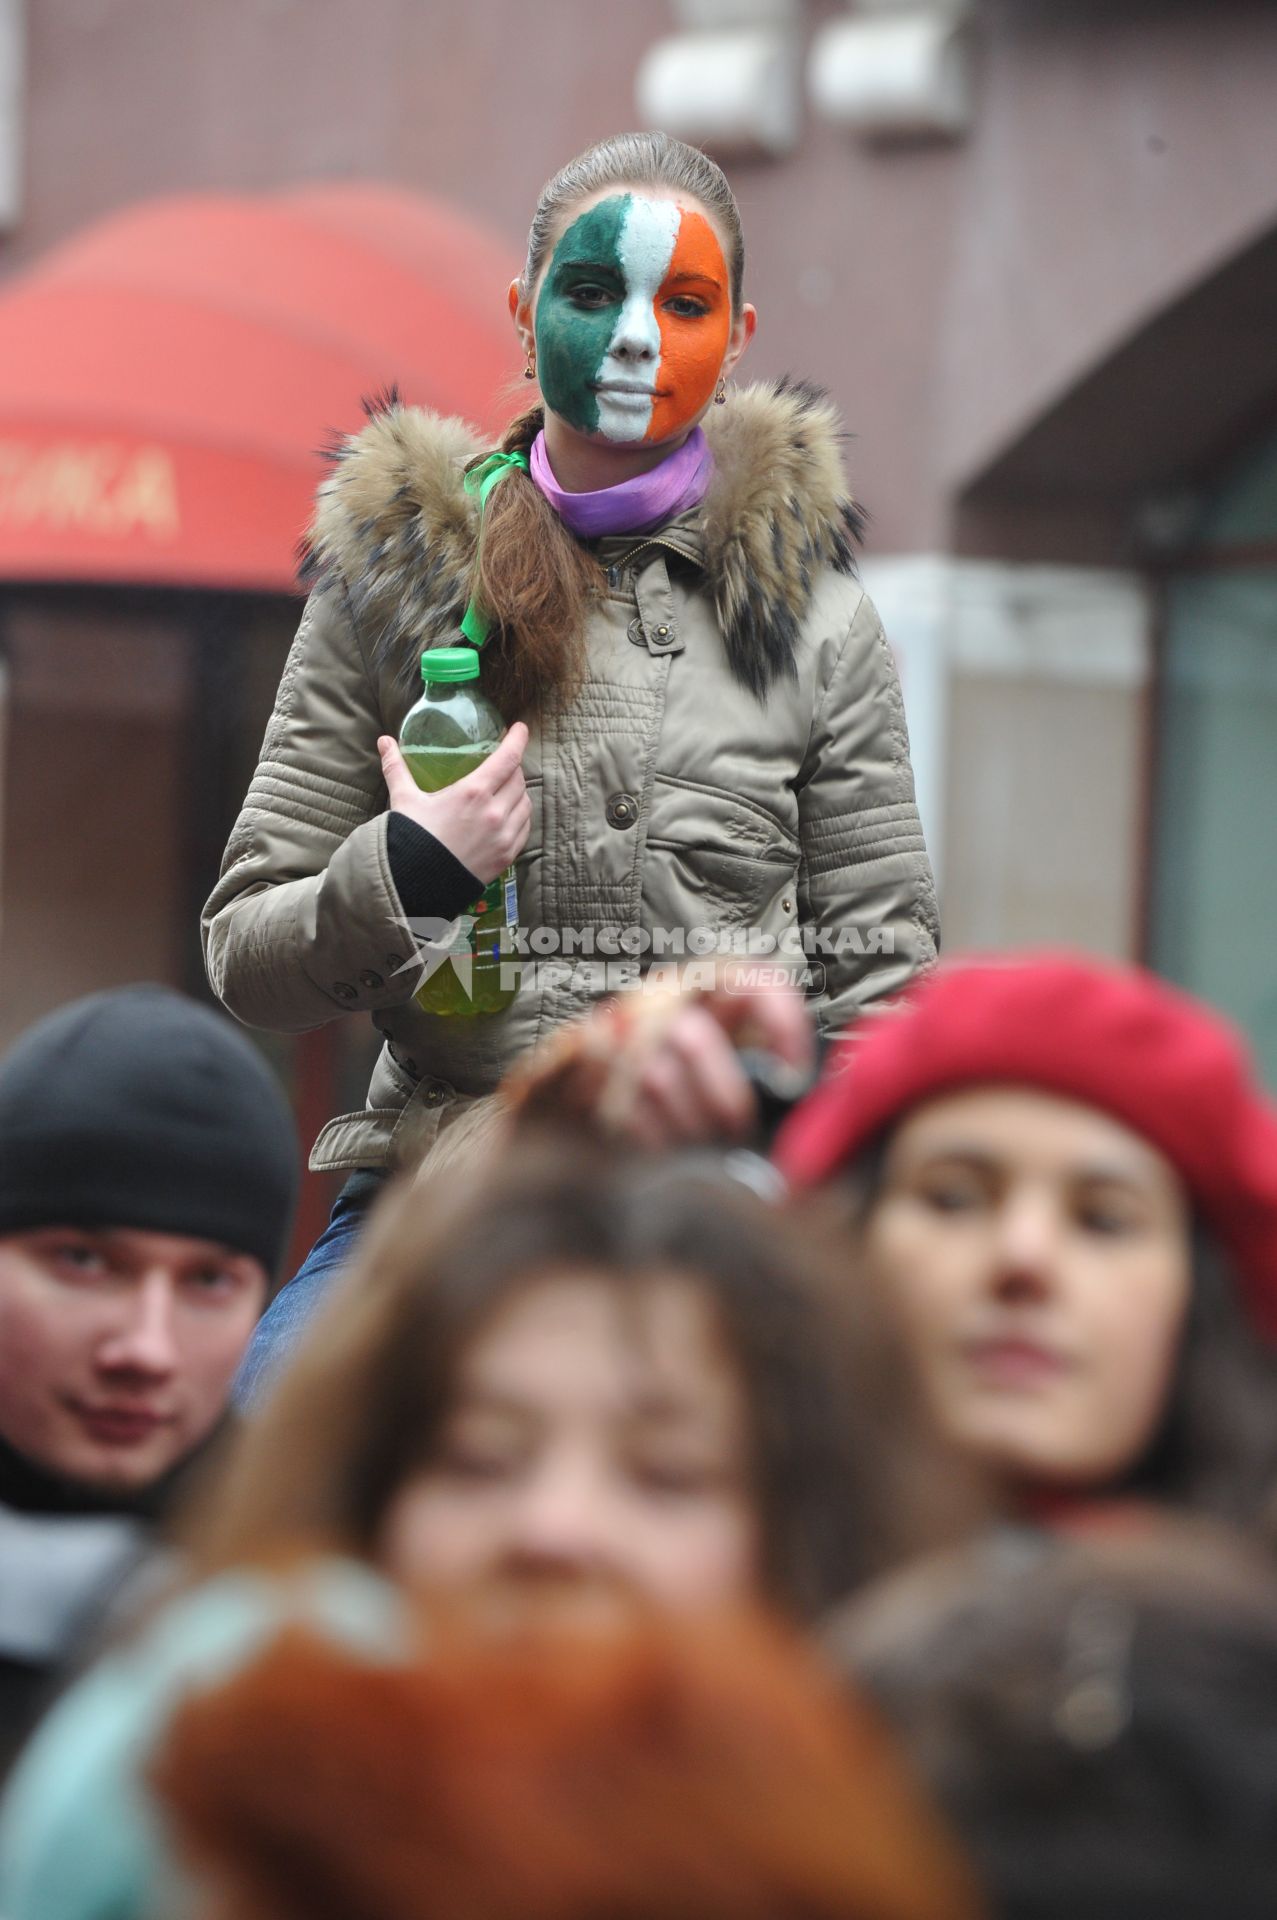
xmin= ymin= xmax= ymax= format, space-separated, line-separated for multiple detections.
xmin=774 ymin=953 xmax=1277 ymax=1342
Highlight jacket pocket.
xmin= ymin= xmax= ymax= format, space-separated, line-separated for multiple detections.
xmin=648 ymin=772 xmax=800 ymax=859
xmin=643 ymin=775 xmax=800 ymax=934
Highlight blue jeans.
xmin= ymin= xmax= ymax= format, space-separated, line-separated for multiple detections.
xmin=234 ymin=1174 xmax=386 ymax=1410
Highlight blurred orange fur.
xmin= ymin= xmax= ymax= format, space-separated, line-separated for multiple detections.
xmin=154 ymin=1602 xmax=983 ymax=1920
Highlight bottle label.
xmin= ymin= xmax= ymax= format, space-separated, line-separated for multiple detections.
xmin=467 ymin=865 xmax=519 ymax=961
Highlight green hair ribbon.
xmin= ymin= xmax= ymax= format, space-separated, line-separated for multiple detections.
xmin=459 ymin=448 xmax=531 ymax=648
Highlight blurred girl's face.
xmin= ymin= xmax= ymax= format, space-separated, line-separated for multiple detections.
xmin=860 ymin=1089 xmax=1192 ymax=1502
xmin=377 ymin=1271 xmax=761 ymax=1624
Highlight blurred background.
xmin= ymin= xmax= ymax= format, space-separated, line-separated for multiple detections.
xmin=0 ymin=0 xmax=1273 ymax=1248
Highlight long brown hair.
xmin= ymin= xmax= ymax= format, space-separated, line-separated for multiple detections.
xmin=476 ymin=133 xmax=746 ymax=717
xmin=182 ymin=1136 xmax=953 ymax=1618
xmin=469 ymin=401 xmax=600 ymax=718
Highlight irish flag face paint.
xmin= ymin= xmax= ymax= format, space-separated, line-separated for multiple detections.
xmin=535 ymin=192 xmax=733 ymax=445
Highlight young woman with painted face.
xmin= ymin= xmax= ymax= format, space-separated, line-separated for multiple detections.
xmin=203 ymin=130 xmax=937 ymax=1399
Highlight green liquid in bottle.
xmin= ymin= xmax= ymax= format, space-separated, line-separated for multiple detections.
xmin=398 ymin=654 xmax=521 ymax=1018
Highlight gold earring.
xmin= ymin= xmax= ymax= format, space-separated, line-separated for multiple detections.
xmin=714 ymin=379 xmax=727 ymax=405
xmin=524 ymin=352 xmax=536 ymax=381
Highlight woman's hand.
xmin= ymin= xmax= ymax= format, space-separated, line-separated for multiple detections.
xmin=377 ymin=725 xmax=532 ymax=883
xmin=503 ymin=968 xmax=817 ymax=1152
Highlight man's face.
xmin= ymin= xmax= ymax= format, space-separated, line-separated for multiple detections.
xmin=0 ymin=1226 xmax=268 ymax=1493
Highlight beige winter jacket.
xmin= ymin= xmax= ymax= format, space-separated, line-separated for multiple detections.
xmin=202 ymin=381 xmax=938 ymax=1173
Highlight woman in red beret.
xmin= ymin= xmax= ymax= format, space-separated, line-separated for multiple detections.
xmin=504 ymin=953 xmax=1277 ymax=1542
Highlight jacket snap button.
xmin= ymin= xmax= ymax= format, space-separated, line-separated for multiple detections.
xmin=332 ymin=981 xmax=357 ymax=1001
xmin=606 ymin=792 xmax=638 ymax=830
xmin=782 ymin=899 xmax=793 ymax=913
xmin=359 ymin=970 xmax=384 ymax=990
xmin=656 ymin=625 xmax=670 ymax=638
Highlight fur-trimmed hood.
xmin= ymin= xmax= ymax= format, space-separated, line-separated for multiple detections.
xmin=302 ymin=379 xmax=866 ymax=697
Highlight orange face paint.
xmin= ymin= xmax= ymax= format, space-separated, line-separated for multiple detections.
xmin=646 ymin=207 xmax=733 ymax=443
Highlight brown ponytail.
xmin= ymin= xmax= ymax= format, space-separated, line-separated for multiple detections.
xmin=469 ymin=407 xmax=602 ymax=720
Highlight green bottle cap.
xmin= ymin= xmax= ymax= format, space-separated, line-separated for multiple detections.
xmin=421 ymin=647 xmax=481 ymax=684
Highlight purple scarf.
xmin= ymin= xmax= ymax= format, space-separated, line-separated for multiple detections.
xmin=528 ymin=426 xmax=714 ymax=538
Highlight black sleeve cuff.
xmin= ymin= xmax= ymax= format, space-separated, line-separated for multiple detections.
xmin=386 ymin=812 xmax=483 ymax=920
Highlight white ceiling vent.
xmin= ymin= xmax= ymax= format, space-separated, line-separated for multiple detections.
xmin=635 ymin=20 xmax=803 ymax=159
xmin=809 ymin=2 xmax=974 ymax=142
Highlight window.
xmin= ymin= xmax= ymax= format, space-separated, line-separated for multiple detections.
xmin=1151 ymin=432 xmax=1277 ymax=1090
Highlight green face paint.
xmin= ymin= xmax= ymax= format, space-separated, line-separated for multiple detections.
xmin=534 ymin=195 xmax=631 ymax=436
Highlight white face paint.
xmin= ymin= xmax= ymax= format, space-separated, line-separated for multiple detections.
xmin=593 ymin=197 xmax=681 ymax=443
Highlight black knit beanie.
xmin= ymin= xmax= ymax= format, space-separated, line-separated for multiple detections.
xmin=0 ymin=986 xmax=300 ymax=1277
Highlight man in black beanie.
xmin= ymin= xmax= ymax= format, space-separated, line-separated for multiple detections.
xmin=0 ymin=985 xmax=299 ymax=1777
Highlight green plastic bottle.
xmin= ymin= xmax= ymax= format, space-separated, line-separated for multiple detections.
xmin=398 ymin=647 xmax=520 ymax=1016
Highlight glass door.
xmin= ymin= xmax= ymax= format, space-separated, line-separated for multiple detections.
xmin=1150 ymin=435 xmax=1277 ymax=1090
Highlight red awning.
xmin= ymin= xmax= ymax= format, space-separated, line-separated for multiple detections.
xmin=0 ymin=183 xmax=521 ymax=591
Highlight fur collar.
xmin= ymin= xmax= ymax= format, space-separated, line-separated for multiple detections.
xmin=302 ymin=379 xmax=865 ymax=698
